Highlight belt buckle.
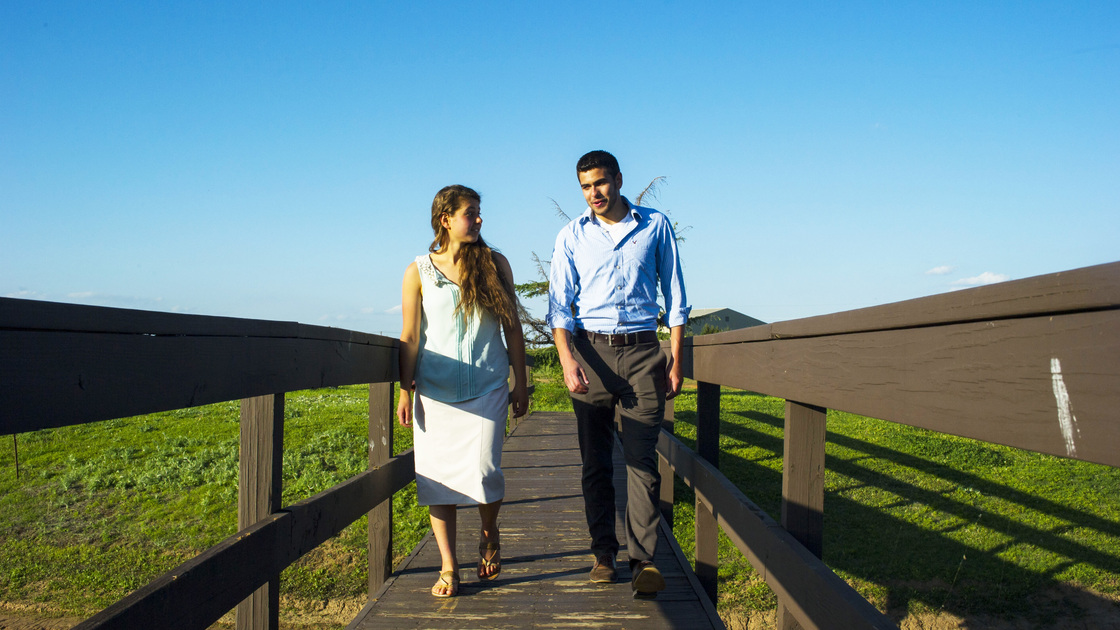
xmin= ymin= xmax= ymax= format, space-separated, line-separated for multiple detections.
xmin=608 ymin=333 xmax=618 ymax=346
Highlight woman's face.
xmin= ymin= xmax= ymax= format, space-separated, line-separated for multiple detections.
xmin=442 ymin=198 xmax=482 ymax=244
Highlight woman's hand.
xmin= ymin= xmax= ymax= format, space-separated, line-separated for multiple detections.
xmin=396 ymin=388 xmax=413 ymax=427
xmin=511 ymin=382 xmax=530 ymax=418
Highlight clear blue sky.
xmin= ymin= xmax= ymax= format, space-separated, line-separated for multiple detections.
xmin=3 ymin=2 xmax=1117 ymax=336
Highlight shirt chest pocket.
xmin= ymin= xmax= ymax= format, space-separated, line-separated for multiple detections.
xmin=621 ymin=236 xmax=658 ymax=279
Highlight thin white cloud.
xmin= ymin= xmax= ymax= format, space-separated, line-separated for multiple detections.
xmin=926 ymin=265 xmax=953 ymax=275
xmin=4 ymin=290 xmax=48 ymax=300
xmin=60 ymin=292 xmax=168 ymax=309
xmin=952 ymin=272 xmax=1010 ymax=287
xmin=360 ymin=307 xmax=376 ymax=314
xmin=385 ymin=304 xmax=402 ymax=314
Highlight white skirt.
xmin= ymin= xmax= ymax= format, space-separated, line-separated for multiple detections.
xmin=413 ymin=385 xmax=507 ymax=506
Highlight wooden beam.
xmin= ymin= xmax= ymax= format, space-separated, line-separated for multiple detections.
xmin=781 ymin=401 xmax=826 ymax=558
xmin=659 ymin=395 xmax=675 ymax=526
xmin=778 ymin=401 xmax=826 ymax=630
xmin=368 ymin=382 xmax=394 ymax=595
xmin=693 ymin=381 xmax=720 ymax=602
xmin=237 ymin=394 xmax=284 ymax=630
xmin=0 ymin=331 xmax=397 ymax=434
xmin=659 ymin=431 xmax=896 ymax=630
xmin=692 ymin=310 xmax=1120 ymax=467
xmin=696 ymin=382 xmax=720 ymax=467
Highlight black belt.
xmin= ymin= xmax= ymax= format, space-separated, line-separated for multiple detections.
xmin=576 ymin=329 xmax=658 ymax=346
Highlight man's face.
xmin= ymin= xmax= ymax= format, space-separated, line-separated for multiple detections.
xmin=578 ymin=167 xmax=623 ymax=218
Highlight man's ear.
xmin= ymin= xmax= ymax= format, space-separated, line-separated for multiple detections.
xmin=615 ymin=172 xmax=623 ymax=190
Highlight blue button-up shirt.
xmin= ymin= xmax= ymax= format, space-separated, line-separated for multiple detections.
xmin=547 ymin=199 xmax=690 ymax=334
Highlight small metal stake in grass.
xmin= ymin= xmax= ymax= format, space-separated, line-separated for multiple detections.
xmin=12 ymin=434 xmax=19 ymax=480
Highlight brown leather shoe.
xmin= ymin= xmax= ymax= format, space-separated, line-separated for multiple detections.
xmin=589 ymin=555 xmax=617 ymax=583
xmin=631 ymin=561 xmax=666 ymax=599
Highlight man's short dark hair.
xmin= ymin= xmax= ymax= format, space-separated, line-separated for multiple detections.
xmin=576 ymin=150 xmax=620 ymax=178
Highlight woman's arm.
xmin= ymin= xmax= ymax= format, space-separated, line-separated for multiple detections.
xmin=494 ymin=253 xmax=529 ymax=418
xmin=397 ymin=262 xmax=422 ymax=427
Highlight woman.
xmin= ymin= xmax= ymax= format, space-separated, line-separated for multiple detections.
xmin=397 ymin=184 xmax=529 ymax=598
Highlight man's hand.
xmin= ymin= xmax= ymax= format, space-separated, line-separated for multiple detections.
xmin=665 ymin=355 xmax=683 ymax=400
xmin=562 ymin=358 xmax=590 ymax=394
xmin=553 ymin=329 xmax=590 ymax=395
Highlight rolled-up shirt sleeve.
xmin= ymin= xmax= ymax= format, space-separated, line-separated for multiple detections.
xmin=547 ymin=228 xmax=579 ymax=332
xmin=658 ymin=218 xmax=691 ymax=328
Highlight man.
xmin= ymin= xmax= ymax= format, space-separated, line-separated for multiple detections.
xmin=547 ymin=150 xmax=690 ymax=599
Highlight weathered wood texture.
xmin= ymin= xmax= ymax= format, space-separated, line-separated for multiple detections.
xmin=237 ymin=394 xmax=285 ymax=630
xmin=71 ymin=451 xmax=415 ymax=630
xmin=368 ymin=383 xmax=395 ymax=596
xmin=781 ymin=401 xmax=826 ymax=559
xmin=778 ymin=401 xmax=826 ymax=630
xmin=681 ymin=263 xmax=1120 ymax=467
xmin=659 ymin=431 xmax=896 ymax=630
xmin=349 ymin=412 xmax=725 ymax=630
xmin=0 ymin=297 xmax=398 ymax=434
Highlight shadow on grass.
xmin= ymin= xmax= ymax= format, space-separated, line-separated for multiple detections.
xmin=670 ymin=399 xmax=1120 ymax=625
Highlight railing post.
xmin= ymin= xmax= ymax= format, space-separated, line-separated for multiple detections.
xmin=237 ymin=394 xmax=284 ymax=630
xmin=368 ymin=382 xmax=394 ymax=595
xmin=694 ymin=381 xmax=720 ymax=603
xmin=777 ymin=400 xmax=827 ymax=630
xmin=658 ymin=394 xmax=675 ymax=526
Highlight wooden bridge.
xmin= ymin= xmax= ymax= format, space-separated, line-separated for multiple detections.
xmin=2 ymin=261 xmax=1118 ymax=629
xmin=347 ymin=411 xmax=722 ymax=629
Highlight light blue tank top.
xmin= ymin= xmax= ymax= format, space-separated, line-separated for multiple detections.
xmin=414 ymin=254 xmax=510 ymax=403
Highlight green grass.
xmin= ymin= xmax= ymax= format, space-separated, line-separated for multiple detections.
xmin=3 ymin=349 xmax=1119 ymax=627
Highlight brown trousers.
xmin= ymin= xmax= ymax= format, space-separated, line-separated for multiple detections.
xmin=568 ymin=334 xmax=666 ymax=567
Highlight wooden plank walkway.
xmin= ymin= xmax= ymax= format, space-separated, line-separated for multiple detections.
xmin=348 ymin=411 xmax=725 ymax=629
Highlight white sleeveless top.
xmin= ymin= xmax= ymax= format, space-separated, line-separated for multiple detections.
xmin=414 ymin=254 xmax=510 ymax=403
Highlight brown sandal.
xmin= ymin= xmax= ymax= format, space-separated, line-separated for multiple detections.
xmin=431 ymin=569 xmax=459 ymax=597
xmin=478 ymin=541 xmax=501 ymax=581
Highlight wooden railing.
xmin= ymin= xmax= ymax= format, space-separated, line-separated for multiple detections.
xmin=3 ymin=261 xmax=1116 ymax=630
xmin=656 ymin=261 xmax=1120 ymax=629
xmin=0 ymin=298 xmax=530 ymax=630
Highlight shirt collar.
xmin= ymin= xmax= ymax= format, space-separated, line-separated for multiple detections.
xmin=579 ymin=197 xmax=644 ymax=225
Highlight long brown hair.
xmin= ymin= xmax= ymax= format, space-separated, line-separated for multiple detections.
xmin=429 ymin=185 xmax=518 ymax=328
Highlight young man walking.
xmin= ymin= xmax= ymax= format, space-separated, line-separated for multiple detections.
xmin=547 ymin=150 xmax=690 ymax=599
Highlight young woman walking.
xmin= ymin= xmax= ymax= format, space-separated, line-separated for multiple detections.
xmin=397 ymin=184 xmax=529 ymax=598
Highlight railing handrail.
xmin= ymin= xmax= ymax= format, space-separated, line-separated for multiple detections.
xmin=0 ymin=297 xmax=399 ymax=435
xmin=678 ymin=260 xmax=1120 ymax=467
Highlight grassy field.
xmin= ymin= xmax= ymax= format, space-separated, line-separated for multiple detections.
xmin=2 ymin=347 xmax=1119 ymax=629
